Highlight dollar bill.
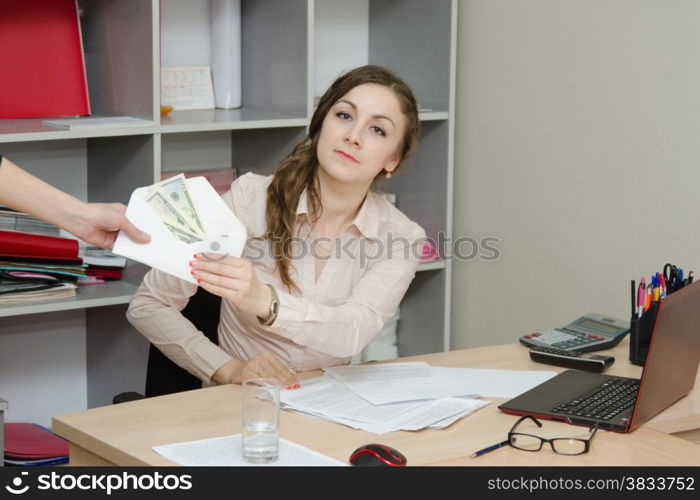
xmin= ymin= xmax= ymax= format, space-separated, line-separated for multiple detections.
xmin=145 ymin=190 xmax=203 ymax=243
xmin=163 ymin=221 xmax=200 ymax=244
xmin=158 ymin=174 xmax=208 ymax=240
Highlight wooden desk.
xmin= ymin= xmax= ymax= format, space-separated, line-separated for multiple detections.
xmin=52 ymin=340 xmax=700 ymax=466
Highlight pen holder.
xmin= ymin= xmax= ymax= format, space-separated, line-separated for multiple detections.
xmin=629 ymin=301 xmax=659 ymax=366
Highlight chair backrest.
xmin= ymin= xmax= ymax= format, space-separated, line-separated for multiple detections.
xmin=144 ymin=288 xmax=222 ymax=397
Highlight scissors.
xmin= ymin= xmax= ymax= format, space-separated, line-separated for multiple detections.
xmin=663 ymin=263 xmax=678 ymax=288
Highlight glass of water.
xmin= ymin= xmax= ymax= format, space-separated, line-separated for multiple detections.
xmin=241 ymin=378 xmax=280 ymax=463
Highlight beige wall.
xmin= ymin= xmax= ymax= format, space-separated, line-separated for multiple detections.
xmin=452 ymin=0 xmax=700 ymax=349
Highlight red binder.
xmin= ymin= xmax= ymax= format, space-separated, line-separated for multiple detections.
xmin=3 ymin=423 xmax=69 ymax=459
xmin=0 ymin=0 xmax=91 ymax=119
xmin=0 ymin=230 xmax=79 ymax=261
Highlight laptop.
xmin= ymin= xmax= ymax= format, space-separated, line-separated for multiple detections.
xmin=499 ymin=280 xmax=700 ymax=432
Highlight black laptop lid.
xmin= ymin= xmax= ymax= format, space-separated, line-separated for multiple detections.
xmin=630 ymin=281 xmax=700 ymax=430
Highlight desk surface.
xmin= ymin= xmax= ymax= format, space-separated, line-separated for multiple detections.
xmin=52 ymin=339 xmax=700 ymax=466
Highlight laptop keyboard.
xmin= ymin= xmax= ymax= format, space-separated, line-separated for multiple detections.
xmin=550 ymin=378 xmax=640 ymax=420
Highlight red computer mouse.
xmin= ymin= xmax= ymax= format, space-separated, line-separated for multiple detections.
xmin=349 ymin=443 xmax=407 ymax=467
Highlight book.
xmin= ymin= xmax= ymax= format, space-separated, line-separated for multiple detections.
xmin=0 ymin=261 xmax=85 ymax=280
xmin=3 ymin=423 xmax=69 ymax=459
xmin=0 ymin=270 xmax=60 ymax=295
xmin=80 ymin=247 xmax=127 ymax=268
xmin=0 ymin=0 xmax=90 ymax=119
xmin=0 ymin=283 xmax=77 ymax=304
xmin=0 ymin=206 xmax=61 ymax=237
xmin=4 ymin=456 xmax=69 ymax=466
xmin=42 ymin=116 xmax=153 ymax=130
xmin=0 ymin=230 xmax=79 ymax=261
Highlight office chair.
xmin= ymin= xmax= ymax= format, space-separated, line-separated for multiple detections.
xmin=113 ymin=288 xmax=222 ymax=404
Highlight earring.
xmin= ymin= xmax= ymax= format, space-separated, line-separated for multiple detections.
xmin=385 ymin=170 xmax=392 ymax=179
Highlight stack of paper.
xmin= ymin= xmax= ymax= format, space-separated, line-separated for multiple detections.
xmin=279 ymin=362 xmax=558 ymax=434
xmin=280 ymin=375 xmax=488 ymax=434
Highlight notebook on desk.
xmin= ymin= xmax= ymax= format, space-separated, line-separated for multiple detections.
xmin=499 ymin=280 xmax=700 ymax=432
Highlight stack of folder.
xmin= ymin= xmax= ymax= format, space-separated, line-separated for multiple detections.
xmin=81 ymin=247 xmax=127 ymax=282
xmin=3 ymin=423 xmax=69 ymax=466
xmin=0 ymin=230 xmax=86 ymax=303
xmin=0 ymin=206 xmax=61 ymax=237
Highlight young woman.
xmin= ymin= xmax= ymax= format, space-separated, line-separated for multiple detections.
xmin=0 ymin=155 xmax=150 ymax=248
xmin=127 ymin=65 xmax=426 ymax=388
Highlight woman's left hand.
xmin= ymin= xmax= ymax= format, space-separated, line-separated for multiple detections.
xmin=190 ymin=254 xmax=271 ymax=318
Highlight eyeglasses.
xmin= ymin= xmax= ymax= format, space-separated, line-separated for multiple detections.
xmin=508 ymin=415 xmax=598 ymax=455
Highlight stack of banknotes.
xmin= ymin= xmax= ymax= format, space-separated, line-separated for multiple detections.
xmin=144 ymin=174 xmax=208 ymax=243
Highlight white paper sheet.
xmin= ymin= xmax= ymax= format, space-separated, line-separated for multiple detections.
xmin=324 ymin=362 xmax=557 ymax=404
xmin=153 ymin=434 xmax=346 ymax=466
xmin=430 ymin=366 xmax=558 ymax=398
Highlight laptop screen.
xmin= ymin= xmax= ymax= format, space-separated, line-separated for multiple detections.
xmin=631 ymin=281 xmax=700 ymax=430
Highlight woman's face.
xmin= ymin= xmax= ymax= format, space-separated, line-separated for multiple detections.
xmin=316 ymin=83 xmax=407 ymax=187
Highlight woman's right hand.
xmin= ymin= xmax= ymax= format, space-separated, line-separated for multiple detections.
xmin=233 ymin=351 xmax=300 ymax=389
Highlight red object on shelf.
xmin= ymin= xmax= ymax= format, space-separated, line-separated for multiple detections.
xmin=0 ymin=0 xmax=91 ymax=119
xmin=3 ymin=423 xmax=69 ymax=459
xmin=0 ymin=230 xmax=79 ymax=261
xmin=86 ymin=268 xmax=123 ymax=280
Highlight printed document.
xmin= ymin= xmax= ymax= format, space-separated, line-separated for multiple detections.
xmin=280 ymin=376 xmax=488 ymax=434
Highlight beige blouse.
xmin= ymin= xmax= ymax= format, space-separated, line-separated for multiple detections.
xmin=126 ymin=173 xmax=426 ymax=383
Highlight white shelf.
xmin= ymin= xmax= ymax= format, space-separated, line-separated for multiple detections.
xmin=419 ymin=111 xmax=450 ymax=121
xmin=0 ymin=119 xmax=157 ymax=143
xmin=159 ymin=107 xmax=309 ymax=133
xmin=417 ymin=260 xmax=447 ymax=272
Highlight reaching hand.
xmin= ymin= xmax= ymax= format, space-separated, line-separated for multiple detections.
xmin=74 ymin=203 xmax=150 ymax=249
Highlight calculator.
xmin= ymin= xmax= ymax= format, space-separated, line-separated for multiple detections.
xmin=519 ymin=313 xmax=630 ymax=353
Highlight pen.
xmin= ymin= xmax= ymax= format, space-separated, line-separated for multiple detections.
xmin=470 ymin=439 xmax=510 ymax=458
xmin=659 ymin=274 xmax=667 ymax=299
xmin=637 ymin=278 xmax=646 ymax=318
xmin=644 ymin=284 xmax=652 ymax=311
xmin=631 ymin=280 xmax=636 ymax=319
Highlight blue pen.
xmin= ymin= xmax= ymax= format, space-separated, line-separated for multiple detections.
xmin=470 ymin=439 xmax=510 ymax=458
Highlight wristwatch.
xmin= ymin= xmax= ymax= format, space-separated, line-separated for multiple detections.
xmin=258 ymin=284 xmax=279 ymax=326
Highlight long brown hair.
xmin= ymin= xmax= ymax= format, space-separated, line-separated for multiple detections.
xmin=264 ymin=65 xmax=420 ymax=291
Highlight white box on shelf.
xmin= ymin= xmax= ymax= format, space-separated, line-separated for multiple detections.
xmin=210 ymin=0 xmax=242 ymax=109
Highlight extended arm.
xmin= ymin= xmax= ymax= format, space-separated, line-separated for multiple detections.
xmin=0 ymin=155 xmax=149 ymax=248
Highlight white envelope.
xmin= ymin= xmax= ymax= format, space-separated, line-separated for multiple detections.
xmin=113 ymin=176 xmax=247 ymax=284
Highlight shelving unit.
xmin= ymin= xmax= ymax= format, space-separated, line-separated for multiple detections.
xmin=0 ymin=0 xmax=457 ymax=426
